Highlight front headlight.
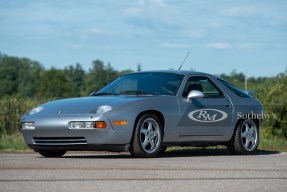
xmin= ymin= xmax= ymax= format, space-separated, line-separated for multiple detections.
xmin=70 ymin=121 xmax=95 ymax=129
xmin=69 ymin=121 xmax=107 ymax=129
xmin=96 ymin=105 xmax=112 ymax=114
xmin=27 ymin=107 xmax=44 ymax=115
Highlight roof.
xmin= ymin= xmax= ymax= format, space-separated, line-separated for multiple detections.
xmin=130 ymin=70 xmax=209 ymax=76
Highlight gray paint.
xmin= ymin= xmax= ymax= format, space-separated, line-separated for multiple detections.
xmin=21 ymin=70 xmax=263 ymax=152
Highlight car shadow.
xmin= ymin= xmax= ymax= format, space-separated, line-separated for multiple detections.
xmin=62 ymin=152 xmax=131 ymax=159
xmin=61 ymin=148 xmax=280 ymax=159
xmin=158 ymin=148 xmax=280 ymax=158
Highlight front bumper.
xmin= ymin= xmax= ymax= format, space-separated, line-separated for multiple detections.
xmin=27 ymin=144 xmax=130 ymax=152
xmin=20 ymin=114 xmax=133 ymax=152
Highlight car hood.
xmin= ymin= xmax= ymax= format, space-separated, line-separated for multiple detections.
xmin=33 ymin=96 xmax=146 ymax=115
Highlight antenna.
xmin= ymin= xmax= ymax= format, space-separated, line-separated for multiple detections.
xmin=178 ymin=51 xmax=190 ymax=70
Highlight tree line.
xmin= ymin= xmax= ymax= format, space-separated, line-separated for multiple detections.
xmin=0 ymin=53 xmax=134 ymax=98
xmin=0 ymin=53 xmax=286 ymax=139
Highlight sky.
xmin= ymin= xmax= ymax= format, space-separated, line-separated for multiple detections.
xmin=0 ymin=0 xmax=286 ymax=77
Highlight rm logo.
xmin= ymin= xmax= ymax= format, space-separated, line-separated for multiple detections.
xmin=188 ymin=109 xmax=228 ymax=122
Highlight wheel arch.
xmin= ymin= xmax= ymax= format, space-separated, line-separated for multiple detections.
xmin=227 ymin=115 xmax=260 ymax=155
xmin=130 ymin=110 xmax=165 ymax=143
xmin=230 ymin=116 xmax=260 ymax=142
xmin=134 ymin=110 xmax=165 ymax=131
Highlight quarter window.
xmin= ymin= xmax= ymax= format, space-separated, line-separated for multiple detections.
xmin=218 ymin=79 xmax=253 ymax=98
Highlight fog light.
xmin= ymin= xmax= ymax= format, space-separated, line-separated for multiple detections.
xmin=22 ymin=122 xmax=35 ymax=130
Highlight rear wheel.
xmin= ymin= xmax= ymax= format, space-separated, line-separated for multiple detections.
xmin=130 ymin=114 xmax=163 ymax=158
xmin=38 ymin=150 xmax=67 ymax=158
xmin=227 ymin=119 xmax=259 ymax=155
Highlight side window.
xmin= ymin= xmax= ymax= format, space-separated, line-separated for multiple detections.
xmin=182 ymin=76 xmax=223 ymax=98
xmin=218 ymin=79 xmax=253 ymax=98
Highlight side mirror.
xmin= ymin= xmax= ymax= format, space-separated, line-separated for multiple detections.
xmin=243 ymin=90 xmax=256 ymax=96
xmin=187 ymin=90 xmax=204 ymax=102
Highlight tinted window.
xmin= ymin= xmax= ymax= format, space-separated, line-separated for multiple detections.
xmin=219 ymin=79 xmax=253 ymax=98
xmin=95 ymin=72 xmax=184 ymax=96
xmin=182 ymin=76 xmax=223 ymax=98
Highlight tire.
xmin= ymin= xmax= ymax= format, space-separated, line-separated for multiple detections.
xmin=130 ymin=114 xmax=163 ymax=158
xmin=38 ymin=150 xmax=67 ymax=158
xmin=227 ymin=119 xmax=259 ymax=155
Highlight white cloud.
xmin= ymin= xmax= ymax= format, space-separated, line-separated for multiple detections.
xmin=235 ymin=43 xmax=257 ymax=49
xmin=208 ymin=22 xmax=221 ymax=29
xmin=159 ymin=43 xmax=193 ymax=48
xmin=125 ymin=7 xmax=142 ymax=15
xmin=206 ymin=42 xmax=232 ymax=49
xmin=184 ymin=30 xmax=204 ymax=38
xmin=125 ymin=0 xmax=167 ymax=16
xmin=150 ymin=0 xmax=167 ymax=8
xmin=68 ymin=43 xmax=83 ymax=49
xmin=80 ymin=28 xmax=105 ymax=35
xmin=221 ymin=6 xmax=258 ymax=17
xmin=206 ymin=42 xmax=258 ymax=50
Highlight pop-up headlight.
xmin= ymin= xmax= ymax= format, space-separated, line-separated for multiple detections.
xmin=96 ymin=105 xmax=112 ymax=114
xmin=28 ymin=107 xmax=44 ymax=115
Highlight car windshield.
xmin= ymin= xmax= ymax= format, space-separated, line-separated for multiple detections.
xmin=93 ymin=72 xmax=184 ymax=96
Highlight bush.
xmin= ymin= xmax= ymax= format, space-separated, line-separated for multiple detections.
xmin=0 ymin=97 xmax=50 ymax=136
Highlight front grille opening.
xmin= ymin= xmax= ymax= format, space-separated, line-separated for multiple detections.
xmin=33 ymin=137 xmax=87 ymax=145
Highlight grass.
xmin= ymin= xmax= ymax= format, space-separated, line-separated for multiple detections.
xmin=259 ymin=135 xmax=287 ymax=152
xmin=0 ymin=131 xmax=286 ymax=153
xmin=0 ymin=97 xmax=52 ymax=137
xmin=0 ymin=133 xmax=30 ymax=152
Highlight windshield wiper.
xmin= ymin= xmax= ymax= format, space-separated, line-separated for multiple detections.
xmin=119 ymin=90 xmax=158 ymax=95
xmin=90 ymin=92 xmax=119 ymax=96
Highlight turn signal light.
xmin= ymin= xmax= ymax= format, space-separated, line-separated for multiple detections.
xmin=95 ymin=121 xmax=107 ymax=129
xmin=113 ymin=120 xmax=128 ymax=126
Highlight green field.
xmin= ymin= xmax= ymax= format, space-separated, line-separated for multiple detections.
xmin=1 ymin=129 xmax=286 ymax=153
xmin=0 ymin=133 xmax=30 ymax=152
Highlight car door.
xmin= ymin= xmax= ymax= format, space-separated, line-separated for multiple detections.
xmin=177 ymin=76 xmax=233 ymax=136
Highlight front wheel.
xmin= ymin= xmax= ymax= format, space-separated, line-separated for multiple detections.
xmin=227 ymin=119 xmax=259 ymax=155
xmin=130 ymin=114 xmax=163 ymax=158
xmin=38 ymin=150 xmax=67 ymax=158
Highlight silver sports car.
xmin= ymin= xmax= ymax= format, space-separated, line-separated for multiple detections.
xmin=20 ymin=70 xmax=263 ymax=158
